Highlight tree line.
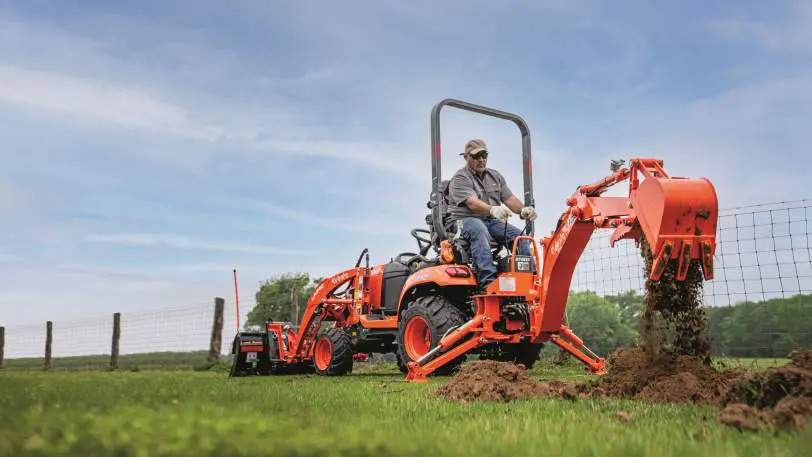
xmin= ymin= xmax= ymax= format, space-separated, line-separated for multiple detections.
xmin=246 ymin=273 xmax=811 ymax=358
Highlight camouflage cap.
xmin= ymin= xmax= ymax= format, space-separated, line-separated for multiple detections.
xmin=462 ymin=139 xmax=488 ymax=156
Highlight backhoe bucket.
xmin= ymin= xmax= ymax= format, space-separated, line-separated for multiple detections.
xmin=631 ymin=174 xmax=717 ymax=281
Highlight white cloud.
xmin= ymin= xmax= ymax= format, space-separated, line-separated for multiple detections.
xmin=249 ymin=201 xmax=404 ymax=235
xmin=84 ymin=232 xmax=317 ymax=256
xmin=0 ymin=65 xmax=224 ymax=141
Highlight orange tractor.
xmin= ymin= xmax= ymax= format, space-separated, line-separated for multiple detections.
xmin=230 ymin=99 xmax=718 ymax=381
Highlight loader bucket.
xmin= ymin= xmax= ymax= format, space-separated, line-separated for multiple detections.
xmin=631 ymin=175 xmax=717 ymax=281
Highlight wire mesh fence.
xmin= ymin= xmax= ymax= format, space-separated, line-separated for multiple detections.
xmin=572 ymin=199 xmax=812 ymax=303
xmin=570 ymin=199 xmax=812 ymax=357
xmin=0 ymin=298 xmax=255 ymax=369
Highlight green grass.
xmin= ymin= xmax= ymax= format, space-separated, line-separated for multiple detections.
xmin=0 ymin=362 xmax=808 ymax=457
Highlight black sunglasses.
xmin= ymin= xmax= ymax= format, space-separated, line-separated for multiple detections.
xmin=469 ymin=151 xmax=488 ymax=160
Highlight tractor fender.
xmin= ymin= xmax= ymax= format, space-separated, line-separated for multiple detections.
xmin=396 ymin=265 xmax=476 ymax=315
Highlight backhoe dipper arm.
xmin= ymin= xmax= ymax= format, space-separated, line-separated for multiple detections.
xmin=538 ymin=158 xmax=718 ymax=335
xmin=285 ymin=267 xmax=368 ymax=360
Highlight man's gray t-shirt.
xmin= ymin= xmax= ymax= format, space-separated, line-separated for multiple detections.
xmin=446 ymin=166 xmax=513 ymax=224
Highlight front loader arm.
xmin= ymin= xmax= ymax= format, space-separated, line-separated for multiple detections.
xmin=285 ymin=267 xmax=368 ymax=360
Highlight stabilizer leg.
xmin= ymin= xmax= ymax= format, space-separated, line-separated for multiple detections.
xmin=406 ymin=337 xmax=482 ymax=383
xmin=551 ymin=326 xmax=606 ymax=375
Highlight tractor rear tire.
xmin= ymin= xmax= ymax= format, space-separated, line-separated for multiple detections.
xmin=397 ymin=295 xmax=467 ymax=376
xmin=313 ymin=328 xmax=354 ymax=376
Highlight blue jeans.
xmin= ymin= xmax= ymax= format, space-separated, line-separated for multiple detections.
xmin=454 ymin=217 xmax=532 ymax=286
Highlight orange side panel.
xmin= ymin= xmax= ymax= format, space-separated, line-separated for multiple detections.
xmin=366 ymin=264 xmax=384 ymax=309
xmin=396 ymin=265 xmax=476 ymax=312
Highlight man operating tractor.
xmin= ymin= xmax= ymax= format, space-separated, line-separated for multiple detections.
xmin=446 ymin=138 xmax=537 ymax=288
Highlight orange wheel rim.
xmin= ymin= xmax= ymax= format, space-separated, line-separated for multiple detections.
xmin=314 ymin=337 xmax=332 ymax=371
xmin=404 ymin=316 xmax=431 ymax=360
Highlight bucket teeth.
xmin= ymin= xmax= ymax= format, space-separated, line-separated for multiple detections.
xmin=700 ymin=241 xmax=714 ymax=280
xmin=650 ymin=241 xmax=673 ymax=281
xmin=676 ymin=241 xmax=692 ymax=280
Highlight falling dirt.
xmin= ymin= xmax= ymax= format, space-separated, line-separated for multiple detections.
xmin=639 ymin=237 xmax=710 ymax=360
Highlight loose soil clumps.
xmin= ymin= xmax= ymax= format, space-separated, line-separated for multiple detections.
xmin=436 ymin=350 xmax=812 ymax=431
xmin=719 ymin=353 xmax=812 ymax=430
xmin=591 ymin=347 xmax=733 ymax=404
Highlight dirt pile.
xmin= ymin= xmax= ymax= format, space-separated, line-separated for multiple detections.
xmin=437 ymin=349 xmax=812 ymax=431
xmin=590 ymin=347 xmax=733 ymax=404
xmin=719 ymin=353 xmax=812 ymax=430
xmin=435 ymin=360 xmax=578 ymax=402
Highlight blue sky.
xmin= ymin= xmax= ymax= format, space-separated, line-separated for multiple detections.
xmin=1 ymin=1 xmax=810 ymax=326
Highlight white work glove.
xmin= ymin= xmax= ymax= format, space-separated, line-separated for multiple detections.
xmin=520 ymin=206 xmax=537 ymax=221
xmin=489 ymin=205 xmax=511 ymax=222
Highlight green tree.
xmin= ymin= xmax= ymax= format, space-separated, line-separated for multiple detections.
xmin=711 ymin=294 xmax=812 ymax=357
xmin=245 ymin=273 xmax=323 ymax=327
xmin=565 ymin=291 xmax=638 ymax=356
xmin=605 ymin=290 xmax=644 ymax=331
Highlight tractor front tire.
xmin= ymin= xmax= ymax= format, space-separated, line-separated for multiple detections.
xmin=313 ymin=328 xmax=354 ymax=376
xmin=397 ymin=295 xmax=467 ymax=376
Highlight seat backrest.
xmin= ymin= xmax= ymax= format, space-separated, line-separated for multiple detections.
xmin=424 ymin=180 xmax=452 ymax=250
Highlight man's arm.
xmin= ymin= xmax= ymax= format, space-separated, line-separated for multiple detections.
xmin=504 ymin=194 xmax=523 ymax=214
xmin=464 ymin=195 xmax=493 ymax=216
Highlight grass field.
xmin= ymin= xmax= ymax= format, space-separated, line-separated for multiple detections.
xmin=0 ymin=360 xmax=809 ymax=457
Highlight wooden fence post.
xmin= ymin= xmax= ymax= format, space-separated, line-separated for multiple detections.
xmin=0 ymin=326 xmax=5 ymax=369
xmin=110 ymin=313 xmax=121 ymax=369
xmin=208 ymin=298 xmax=225 ymax=363
xmin=44 ymin=321 xmax=53 ymax=370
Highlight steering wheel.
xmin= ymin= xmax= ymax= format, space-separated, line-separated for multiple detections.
xmin=411 ymin=228 xmax=432 ymax=255
xmin=406 ymin=253 xmax=430 ymax=271
xmin=394 ymin=252 xmax=418 ymax=265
